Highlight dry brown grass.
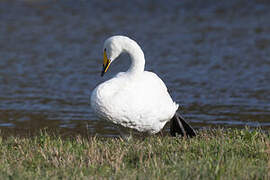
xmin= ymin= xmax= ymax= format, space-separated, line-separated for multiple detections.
xmin=0 ymin=128 xmax=269 ymax=179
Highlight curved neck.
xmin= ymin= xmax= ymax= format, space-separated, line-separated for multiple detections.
xmin=122 ymin=39 xmax=145 ymax=75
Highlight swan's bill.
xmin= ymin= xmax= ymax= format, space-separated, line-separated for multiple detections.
xmin=101 ymin=49 xmax=111 ymax=77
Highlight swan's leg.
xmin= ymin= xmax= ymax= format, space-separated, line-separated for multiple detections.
xmin=170 ymin=112 xmax=196 ymax=138
xmin=111 ymin=123 xmax=132 ymax=140
xmin=118 ymin=128 xmax=130 ymax=140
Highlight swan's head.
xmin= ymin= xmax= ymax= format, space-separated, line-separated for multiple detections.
xmin=101 ymin=36 xmax=129 ymax=76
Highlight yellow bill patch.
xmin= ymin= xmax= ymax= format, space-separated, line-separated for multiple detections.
xmin=101 ymin=50 xmax=111 ymax=76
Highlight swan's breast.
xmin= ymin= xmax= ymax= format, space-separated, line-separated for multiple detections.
xmin=91 ymin=75 xmax=126 ymax=120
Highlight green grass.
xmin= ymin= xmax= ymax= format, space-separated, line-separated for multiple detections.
xmin=0 ymin=128 xmax=269 ymax=179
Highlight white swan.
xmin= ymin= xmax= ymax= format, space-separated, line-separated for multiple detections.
xmin=91 ymin=35 xmax=195 ymax=137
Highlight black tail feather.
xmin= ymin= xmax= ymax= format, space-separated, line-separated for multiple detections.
xmin=170 ymin=112 xmax=196 ymax=138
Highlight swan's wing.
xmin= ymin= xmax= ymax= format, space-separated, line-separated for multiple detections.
xmin=124 ymin=71 xmax=179 ymax=121
xmin=143 ymin=71 xmax=168 ymax=92
xmin=142 ymin=71 xmax=176 ymax=107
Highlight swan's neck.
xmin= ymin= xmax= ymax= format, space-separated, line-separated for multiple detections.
xmin=123 ymin=40 xmax=145 ymax=75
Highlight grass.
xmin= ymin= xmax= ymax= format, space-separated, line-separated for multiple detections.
xmin=0 ymin=128 xmax=269 ymax=179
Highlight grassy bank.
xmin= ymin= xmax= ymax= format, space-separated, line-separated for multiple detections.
xmin=0 ymin=128 xmax=269 ymax=179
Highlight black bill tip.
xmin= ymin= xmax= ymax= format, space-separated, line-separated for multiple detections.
xmin=101 ymin=66 xmax=105 ymax=77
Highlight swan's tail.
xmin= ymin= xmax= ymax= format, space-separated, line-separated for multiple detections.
xmin=170 ymin=112 xmax=196 ymax=137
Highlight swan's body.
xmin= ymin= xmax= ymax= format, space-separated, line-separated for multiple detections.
xmin=91 ymin=36 xmax=195 ymax=136
xmin=91 ymin=70 xmax=178 ymax=134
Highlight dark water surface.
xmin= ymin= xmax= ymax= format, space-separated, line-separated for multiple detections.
xmin=0 ymin=0 xmax=269 ymax=136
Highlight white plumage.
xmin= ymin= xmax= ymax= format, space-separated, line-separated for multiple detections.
xmin=91 ymin=36 xmax=179 ymax=134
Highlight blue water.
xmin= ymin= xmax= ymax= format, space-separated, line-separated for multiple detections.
xmin=0 ymin=0 xmax=269 ymax=136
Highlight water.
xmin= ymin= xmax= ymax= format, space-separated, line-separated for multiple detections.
xmin=0 ymin=0 xmax=269 ymax=136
